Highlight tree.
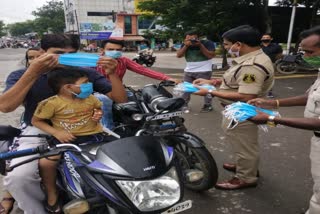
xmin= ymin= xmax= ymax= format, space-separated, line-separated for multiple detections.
xmin=32 ymin=0 xmax=65 ymax=35
xmin=7 ymin=20 xmax=34 ymax=37
xmin=0 ymin=21 xmax=6 ymax=37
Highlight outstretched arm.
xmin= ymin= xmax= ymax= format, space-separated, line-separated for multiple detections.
xmin=0 ymin=54 xmax=59 ymax=112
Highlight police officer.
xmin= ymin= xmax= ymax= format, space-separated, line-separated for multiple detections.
xmin=193 ymin=25 xmax=274 ymax=190
xmin=248 ymin=26 xmax=320 ymax=214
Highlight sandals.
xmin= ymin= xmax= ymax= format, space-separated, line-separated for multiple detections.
xmin=43 ymin=190 xmax=62 ymax=214
xmin=0 ymin=197 xmax=15 ymax=214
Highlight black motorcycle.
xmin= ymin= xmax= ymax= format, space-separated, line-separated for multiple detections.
xmin=132 ymin=50 xmax=156 ymax=67
xmin=112 ymin=81 xmax=218 ymax=192
xmin=275 ymin=52 xmax=318 ymax=74
xmin=0 ymin=125 xmax=192 ymax=214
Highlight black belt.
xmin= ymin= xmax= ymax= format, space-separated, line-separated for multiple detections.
xmin=314 ymin=132 xmax=320 ymax=137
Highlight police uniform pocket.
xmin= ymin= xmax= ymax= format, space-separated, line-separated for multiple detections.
xmin=310 ymin=89 xmax=320 ymax=114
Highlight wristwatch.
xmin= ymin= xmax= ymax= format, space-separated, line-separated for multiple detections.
xmin=267 ymin=115 xmax=276 ymax=127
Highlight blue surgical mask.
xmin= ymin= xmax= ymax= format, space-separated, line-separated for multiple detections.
xmin=71 ymin=82 xmax=93 ymax=99
xmin=105 ymin=50 xmax=122 ymax=59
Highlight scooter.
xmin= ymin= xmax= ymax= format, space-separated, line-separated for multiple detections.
xmin=132 ymin=49 xmax=156 ymax=67
xmin=0 ymin=125 xmax=192 ymax=214
xmin=275 ymin=52 xmax=318 ymax=74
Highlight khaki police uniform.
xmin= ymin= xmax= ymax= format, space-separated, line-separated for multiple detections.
xmin=304 ymin=73 xmax=320 ymax=214
xmin=219 ymin=49 xmax=274 ymax=183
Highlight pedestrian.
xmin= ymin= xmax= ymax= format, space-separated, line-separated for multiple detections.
xmin=31 ymin=68 xmax=117 ymax=213
xmin=261 ymin=33 xmax=283 ymax=98
xmin=25 ymin=47 xmax=44 ymax=67
xmin=193 ymin=25 xmax=274 ymax=190
xmin=176 ymin=30 xmax=216 ymax=113
xmin=0 ymin=33 xmax=126 ymax=214
xmin=248 ymin=26 xmax=320 ymax=214
xmin=94 ymin=39 xmax=180 ymax=129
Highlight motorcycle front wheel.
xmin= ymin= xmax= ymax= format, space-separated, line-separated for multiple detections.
xmin=275 ymin=61 xmax=298 ymax=74
xmin=174 ymin=134 xmax=218 ymax=192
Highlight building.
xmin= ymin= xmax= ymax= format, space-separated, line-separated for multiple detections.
xmin=63 ymin=0 xmax=145 ymax=42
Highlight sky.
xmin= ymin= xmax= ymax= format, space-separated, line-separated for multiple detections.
xmin=1 ymin=0 xmax=60 ymax=24
xmin=1 ymin=0 xmax=277 ymax=24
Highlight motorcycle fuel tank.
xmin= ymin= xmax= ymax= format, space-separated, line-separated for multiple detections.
xmin=90 ymin=136 xmax=174 ymax=179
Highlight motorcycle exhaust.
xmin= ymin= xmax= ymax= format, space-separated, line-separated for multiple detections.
xmin=63 ymin=199 xmax=90 ymax=214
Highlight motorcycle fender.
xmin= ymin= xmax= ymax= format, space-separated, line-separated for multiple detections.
xmin=165 ymin=133 xmax=205 ymax=148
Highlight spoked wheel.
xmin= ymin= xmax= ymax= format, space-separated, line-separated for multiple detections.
xmin=174 ymin=137 xmax=218 ymax=191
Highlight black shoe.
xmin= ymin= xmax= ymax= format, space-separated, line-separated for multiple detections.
xmin=200 ymin=104 xmax=213 ymax=113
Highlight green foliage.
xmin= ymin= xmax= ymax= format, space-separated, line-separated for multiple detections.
xmin=137 ymin=0 xmax=269 ymax=41
xmin=7 ymin=20 xmax=34 ymax=37
xmin=0 ymin=21 xmax=6 ymax=37
xmin=32 ymin=0 xmax=65 ymax=35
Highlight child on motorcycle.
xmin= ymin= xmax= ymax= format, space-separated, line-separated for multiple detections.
xmin=31 ymin=67 xmax=116 ymax=213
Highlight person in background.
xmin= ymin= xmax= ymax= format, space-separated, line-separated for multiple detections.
xmin=25 ymin=47 xmax=44 ymax=67
xmin=94 ymin=39 xmax=180 ymax=129
xmin=261 ymin=33 xmax=283 ymax=98
xmin=176 ymin=30 xmax=216 ymax=113
xmin=248 ymin=26 xmax=320 ymax=214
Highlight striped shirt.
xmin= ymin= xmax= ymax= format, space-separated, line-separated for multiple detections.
xmin=95 ymin=56 xmax=169 ymax=81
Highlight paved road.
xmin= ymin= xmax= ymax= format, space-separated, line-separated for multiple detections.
xmin=0 ymin=48 xmax=317 ymax=214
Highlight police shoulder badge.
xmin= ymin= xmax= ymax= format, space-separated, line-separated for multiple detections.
xmin=243 ymin=73 xmax=256 ymax=83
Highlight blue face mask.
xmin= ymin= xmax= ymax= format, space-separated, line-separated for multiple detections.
xmin=71 ymin=82 xmax=93 ymax=99
xmin=105 ymin=50 xmax=122 ymax=59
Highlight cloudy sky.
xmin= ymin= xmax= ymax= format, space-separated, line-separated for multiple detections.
xmin=1 ymin=0 xmax=61 ymax=24
xmin=2 ymin=0 xmax=278 ymax=24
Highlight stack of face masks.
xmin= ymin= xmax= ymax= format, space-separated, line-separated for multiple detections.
xmin=173 ymin=82 xmax=216 ymax=96
xmin=223 ymin=102 xmax=279 ymax=131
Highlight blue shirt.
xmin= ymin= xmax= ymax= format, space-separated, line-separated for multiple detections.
xmin=4 ymin=67 xmax=112 ymax=125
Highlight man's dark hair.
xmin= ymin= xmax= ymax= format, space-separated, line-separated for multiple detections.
xmin=47 ymin=67 xmax=88 ymax=94
xmin=41 ymin=34 xmax=80 ymax=51
xmin=300 ymin=26 xmax=320 ymax=47
xmin=222 ymin=25 xmax=261 ymax=47
xmin=185 ymin=30 xmax=199 ymax=37
xmin=262 ymin=33 xmax=272 ymax=37
xmin=101 ymin=39 xmax=125 ymax=49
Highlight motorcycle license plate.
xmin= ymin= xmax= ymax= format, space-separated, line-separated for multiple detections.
xmin=161 ymin=200 xmax=192 ymax=214
xmin=146 ymin=111 xmax=183 ymax=121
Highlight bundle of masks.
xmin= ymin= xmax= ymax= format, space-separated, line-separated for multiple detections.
xmin=173 ymin=82 xmax=216 ymax=96
xmin=58 ymin=51 xmax=122 ymax=67
xmin=223 ymin=102 xmax=280 ymax=131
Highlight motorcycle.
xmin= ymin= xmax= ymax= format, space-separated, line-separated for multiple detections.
xmin=0 ymin=125 xmax=192 ymax=214
xmin=132 ymin=49 xmax=156 ymax=67
xmin=112 ymin=80 xmax=218 ymax=192
xmin=275 ymin=52 xmax=318 ymax=74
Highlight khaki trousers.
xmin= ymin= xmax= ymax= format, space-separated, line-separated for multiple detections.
xmin=306 ymin=136 xmax=320 ymax=214
xmin=222 ymin=116 xmax=259 ymax=183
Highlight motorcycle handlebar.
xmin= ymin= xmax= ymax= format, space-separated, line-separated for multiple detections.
xmin=0 ymin=145 xmax=49 ymax=160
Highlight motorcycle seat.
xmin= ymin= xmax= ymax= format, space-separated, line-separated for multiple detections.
xmin=0 ymin=126 xmax=21 ymax=140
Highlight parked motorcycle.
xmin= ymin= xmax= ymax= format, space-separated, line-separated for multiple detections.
xmin=0 ymin=125 xmax=192 ymax=214
xmin=275 ymin=52 xmax=318 ymax=74
xmin=132 ymin=49 xmax=156 ymax=67
xmin=112 ymin=80 xmax=218 ymax=192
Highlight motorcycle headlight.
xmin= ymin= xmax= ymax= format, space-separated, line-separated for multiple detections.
xmin=116 ymin=167 xmax=181 ymax=212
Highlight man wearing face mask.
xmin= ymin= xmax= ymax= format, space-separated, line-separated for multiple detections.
xmin=94 ymin=39 xmax=180 ymax=129
xmin=248 ymin=26 xmax=320 ymax=214
xmin=261 ymin=33 xmax=283 ymax=63
xmin=193 ymin=25 xmax=274 ymax=190
xmin=177 ymin=30 xmax=216 ymax=113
